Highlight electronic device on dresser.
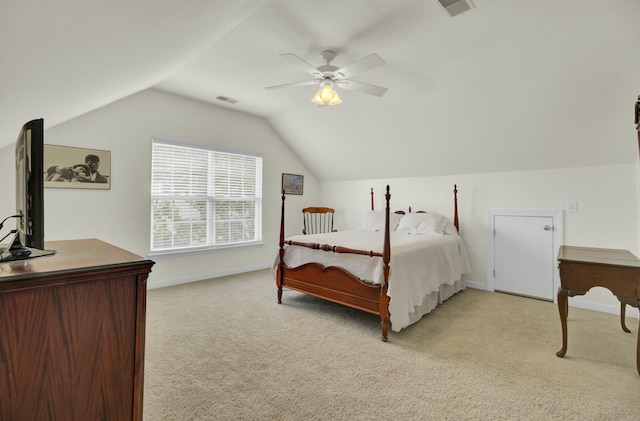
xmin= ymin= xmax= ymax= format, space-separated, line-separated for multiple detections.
xmin=0 ymin=118 xmax=56 ymax=262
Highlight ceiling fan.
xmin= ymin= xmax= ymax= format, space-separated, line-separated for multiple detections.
xmin=265 ymin=50 xmax=388 ymax=105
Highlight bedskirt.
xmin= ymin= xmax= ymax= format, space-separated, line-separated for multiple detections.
xmin=398 ymin=277 xmax=464 ymax=332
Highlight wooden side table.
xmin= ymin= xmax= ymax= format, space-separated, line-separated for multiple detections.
xmin=556 ymin=245 xmax=640 ymax=375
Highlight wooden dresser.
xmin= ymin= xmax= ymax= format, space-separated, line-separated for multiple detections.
xmin=0 ymin=239 xmax=154 ymax=420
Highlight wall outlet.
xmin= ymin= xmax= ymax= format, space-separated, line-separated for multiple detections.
xmin=567 ymin=201 xmax=578 ymax=213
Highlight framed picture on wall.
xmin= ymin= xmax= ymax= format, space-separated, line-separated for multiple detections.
xmin=44 ymin=145 xmax=111 ymax=190
xmin=282 ymin=173 xmax=303 ymax=195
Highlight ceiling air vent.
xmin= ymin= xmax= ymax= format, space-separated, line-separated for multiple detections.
xmin=216 ymin=95 xmax=238 ymax=104
xmin=437 ymin=0 xmax=475 ymax=17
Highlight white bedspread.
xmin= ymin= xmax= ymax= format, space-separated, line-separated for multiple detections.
xmin=276 ymin=230 xmax=471 ymax=331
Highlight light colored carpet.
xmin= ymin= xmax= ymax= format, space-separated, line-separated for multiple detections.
xmin=143 ymin=269 xmax=640 ymax=420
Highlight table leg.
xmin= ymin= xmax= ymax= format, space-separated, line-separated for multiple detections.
xmin=637 ymin=319 xmax=640 ymax=376
xmin=621 ymin=302 xmax=631 ymax=333
xmin=556 ymin=287 xmax=569 ymax=358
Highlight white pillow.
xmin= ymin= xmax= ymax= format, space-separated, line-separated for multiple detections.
xmin=361 ymin=210 xmax=402 ymax=232
xmin=396 ymin=213 xmax=447 ymax=236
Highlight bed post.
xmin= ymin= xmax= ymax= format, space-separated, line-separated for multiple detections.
xmin=277 ymin=189 xmax=285 ymax=304
xmin=380 ymin=185 xmax=391 ymax=342
xmin=370 ymin=187 xmax=374 ymax=211
xmin=453 ymin=184 xmax=459 ymax=232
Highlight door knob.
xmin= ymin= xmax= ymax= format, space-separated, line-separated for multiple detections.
xmin=543 ymin=225 xmax=552 ymax=231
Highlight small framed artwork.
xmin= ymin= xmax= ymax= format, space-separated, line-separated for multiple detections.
xmin=44 ymin=145 xmax=111 ymax=190
xmin=282 ymin=173 xmax=303 ymax=195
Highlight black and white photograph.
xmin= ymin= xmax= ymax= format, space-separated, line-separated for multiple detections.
xmin=44 ymin=145 xmax=111 ymax=189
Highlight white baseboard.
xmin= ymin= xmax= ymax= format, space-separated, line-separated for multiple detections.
xmin=464 ymin=279 xmax=640 ymax=321
xmin=464 ymin=279 xmax=486 ymax=291
xmin=568 ymin=297 xmax=640 ymax=320
xmin=150 ymin=274 xmax=640 ymax=321
xmin=148 ymin=263 xmax=271 ymax=290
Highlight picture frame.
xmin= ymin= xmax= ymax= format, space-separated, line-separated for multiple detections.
xmin=44 ymin=145 xmax=111 ymax=190
xmin=282 ymin=173 xmax=303 ymax=195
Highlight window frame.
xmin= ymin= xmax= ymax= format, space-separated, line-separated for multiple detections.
xmin=149 ymin=138 xmax=263 ymax=255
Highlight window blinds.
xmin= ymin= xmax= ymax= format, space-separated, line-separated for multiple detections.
xmin=150 ymin=140 xmax=262 ymax=252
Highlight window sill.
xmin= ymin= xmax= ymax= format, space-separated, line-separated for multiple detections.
xmin=148 ymin=240 xmax=264 ymax=257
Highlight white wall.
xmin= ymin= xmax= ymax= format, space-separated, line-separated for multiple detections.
xmin=0 ymin=89 xmax=318 ymax=287
xmin=1 ymin=87 xmax=638 ymax=317
xmin=321 ymin=163 xmax=639 ymax=315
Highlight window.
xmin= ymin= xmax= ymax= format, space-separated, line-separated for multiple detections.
xmin=150 ymin=139 xmax=262 ymax=253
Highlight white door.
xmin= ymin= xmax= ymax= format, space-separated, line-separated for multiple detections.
xmin=493 ymin=214 xmax=556 ymax=301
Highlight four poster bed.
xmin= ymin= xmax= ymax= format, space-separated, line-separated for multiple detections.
xmin=275 ymin=185 xmax=471 ymax=341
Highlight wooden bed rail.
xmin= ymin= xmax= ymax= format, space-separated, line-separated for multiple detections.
xmin=280 ymin=185 xmax=393 ymax=259
xmin=278 ymin=186 xmax=392 ymax=264
xmin=283 ymin=240 xmax=384 ymax=258
xmin=279 ymin=183 xmax=458 ymax=273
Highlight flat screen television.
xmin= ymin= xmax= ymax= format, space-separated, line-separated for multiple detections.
xmin=0 ymin=118 xmax=56 ymax=261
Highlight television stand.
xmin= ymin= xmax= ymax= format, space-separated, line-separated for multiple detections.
xmin=0 ymin=239 xmax=154 ymax=420
xmin=0 ymin=245 xmax=57 ymax=262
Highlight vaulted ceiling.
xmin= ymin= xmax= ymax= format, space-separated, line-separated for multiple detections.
xmin=2 ymin=0 xmax=638 ymax=181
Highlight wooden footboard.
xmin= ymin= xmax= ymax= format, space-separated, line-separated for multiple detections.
xmin=277 ymin=263 xmax=386 ymax=316
xmin=277 ymin=186 xmax=392 ymax=341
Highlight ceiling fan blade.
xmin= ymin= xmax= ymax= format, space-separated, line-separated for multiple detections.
xmin=265 ymin=80 xmax=318 ymax=90
xmin=334 ymin=54 xmax=385 ymax=80
xmin=338 ymin=80 xmax=388 ymax=97
xmin=280 ymin=53 xmax=323 ymax=77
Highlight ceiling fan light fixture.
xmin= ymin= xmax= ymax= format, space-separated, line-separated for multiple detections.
xmin=327 ymin=90 xmax=342 ymax=106
xmin=310 ymin=84 xmax=342 ymax=106
xmin=267 ymin=51 xmax=387 ymax=104
xmin=310 ymin=91 xmax=324 ymax=105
